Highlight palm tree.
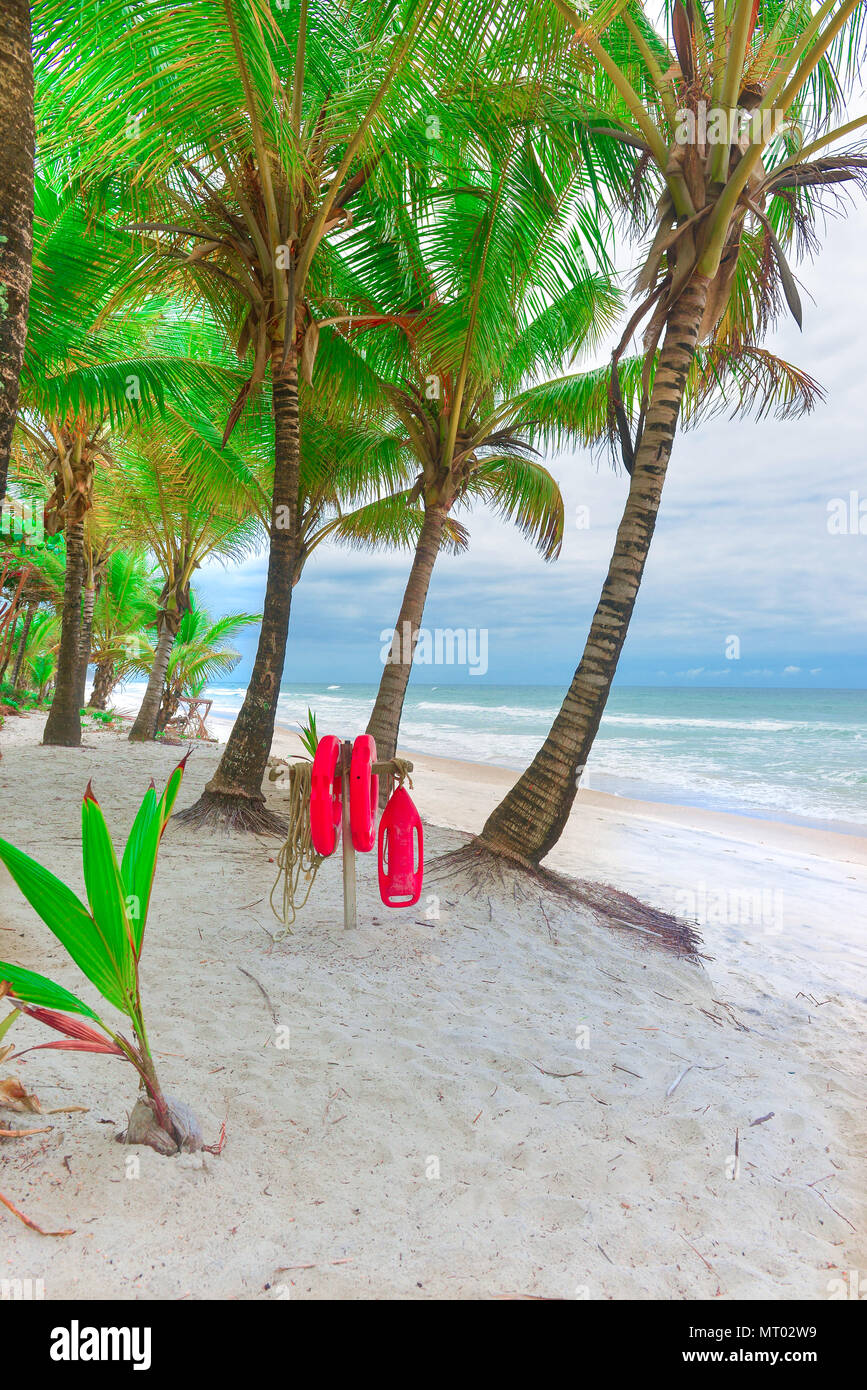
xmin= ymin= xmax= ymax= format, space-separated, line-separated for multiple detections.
xmin=0 ymin=0 xmax=34 ymax=503
xmin=7 ymin=599 xmax=36 ymax=692
xmin=476 ymin=0 xmax=867 ymax=865
xmin=12 ymin=181 xmax=245 ymax=746
xmin=106 ymin=413 xmax=263 ymax=742
xmin=120 ymin=392 xmax=467 ymax=748
xmin=2 ymin=541 xmax=62 ymax=694
xmin=350 ymin=105 xmax=814 ymax=772
xmin=144 ymin=596 xmax=259 ymax=734
xmin=13 ymin=608 xmax=60 ymax=703
xmin=331 ymin=117 xmax=623 ymax=769
xmin=36 ymin=0 xmax=470 ymax=829
xmin=86 ymin=550 xmax=160 ymax=711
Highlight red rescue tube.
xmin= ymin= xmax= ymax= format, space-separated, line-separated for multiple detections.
xmin=309 ymin=734 xmax=342 ymax=856
xmin=377 ymin=786 xmax=423 ymax=907
xmin=350 ymin=734 xmax=378 ymax=852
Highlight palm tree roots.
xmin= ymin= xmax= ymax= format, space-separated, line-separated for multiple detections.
xmin=428 ymin=839 xmax=704 ymax=962
xmin=173 ymin=788 xmax=288 ymax=836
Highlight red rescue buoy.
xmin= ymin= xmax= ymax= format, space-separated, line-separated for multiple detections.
xmin=309 ymin=734 xmax=342 ymax=856
xmin=377 ymin=786 xmax=423 ymax=907
xmin=349 ymin=734 xmax=378 ymax=852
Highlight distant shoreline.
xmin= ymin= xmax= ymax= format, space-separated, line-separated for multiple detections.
xmin=264 ymin=713 xmax=867 ymax=844
xmin=103 ymin=683 xmax=867 ymax=834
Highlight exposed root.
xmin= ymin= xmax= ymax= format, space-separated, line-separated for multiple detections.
xmin=0 ymin=1188 xmax=74 ymax=1236
xmin=173 ymin=789 xmax=287 ymax=836
xmin=428 ymin=838 xmax=704 ymax=961
xmin=203 ymin=1118 xmax=227 ymax=1156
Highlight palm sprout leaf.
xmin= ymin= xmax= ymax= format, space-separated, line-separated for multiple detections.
xmin=0 ymin=838 xmax=127 ymax=1012
xmin=120 ymin=786 xmax=163 ymax=956
xmin=0 ymin=962 xmax=101 ymax=1022
xmin=158 ymin=758 xmax=189 ymax=831
xmin=81 ymin=790 xmax=137 ymax=1002
xmin=298 ymin=709 xmax=319 ymax=758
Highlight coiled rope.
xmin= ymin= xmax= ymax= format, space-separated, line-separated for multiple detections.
xmin=269 ymin=761 xmax=322 ymax=934
xmin=268 ymin=754 xmax=415 ymax=934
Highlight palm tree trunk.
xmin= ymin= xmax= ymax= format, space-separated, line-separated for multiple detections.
xmin=128 ymin=621 xmax=177 ymax=742
xmin=43 ymin=519 xmax=85 ymax=747
xmin=177 ymin=358 xmax=301 ymax=831
xmin=0 ymin=0 xmax=34 ymax=504
xmin=478 ymin=274 xmax=712 ymax=865
xmin=8 ymin=599 xmax=34 ymax=690
xmin=366 ymin=504 xmax=447 ymax=781
xmin=156 ymin=685 xmax=180 ymax=734
xmin=87 ymin=657 xmax=115 ymax=710
xmin=75 ymin=582 xmax=95 ymax=709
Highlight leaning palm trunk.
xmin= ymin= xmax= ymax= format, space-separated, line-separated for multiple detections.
xmin=177 ymin=361 xmax=301 ymax=832
xmin=0 ymin=0 xmax=34 ymax=502
xmin=8 ymin=599 xmax=34 ymax=690
xmin=87 ymin=657 xmax=116 ymax=710
xmin=479 ymin=275 xmax=711 ymax=865
xmin=43 ymin=518 xmax=86 ymax=747
xmin=366 ymin=505 xmax=447 ymax=782
xmin=75 ymin=582 xmax=96 ymax=709
xmin=129 ymin=621 xmax=178 ymax=742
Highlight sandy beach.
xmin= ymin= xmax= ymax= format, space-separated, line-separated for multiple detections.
xmin=1 ymin=709 xmax=864 ymax=1300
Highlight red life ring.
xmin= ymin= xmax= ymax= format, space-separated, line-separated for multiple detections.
xmin=377 ymin=786 xmax=423 ymax=907
xmin=350 ymin=734 xmax=378 ymax=852
xmin=309 ymin=734 xmax=342 ymax=856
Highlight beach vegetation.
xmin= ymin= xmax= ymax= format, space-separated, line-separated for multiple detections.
xmin=0 ymin=758 xmax=204 ymax=1155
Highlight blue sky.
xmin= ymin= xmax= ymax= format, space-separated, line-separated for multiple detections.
xmin=194 ymin=203 xmax=867 ymax=691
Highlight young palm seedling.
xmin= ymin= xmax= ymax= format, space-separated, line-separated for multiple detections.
xmin=0 ymin=756 xmax=205 ymax=1154
xmin=297 ymin=709 xmax=319 ymax=761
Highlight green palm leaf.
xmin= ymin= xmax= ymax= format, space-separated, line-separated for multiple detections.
xmin=81 ymin=788 xmax=138 ymax=1008
xmin=120 ymin=785 xmax=162 ymax=956
xmin=158 ymin=757 xmax=189 ymax=832
xmin=0 ymin=836 xmax=126 ymax=1012
xmin=0 ymin=962 xmax=101 ymax=1021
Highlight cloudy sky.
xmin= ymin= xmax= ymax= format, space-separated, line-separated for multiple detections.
xmin=193 ymin=197 xmax=867 ymax=692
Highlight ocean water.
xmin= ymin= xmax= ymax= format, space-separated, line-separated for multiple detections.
xmin=113 ymin=682 xmax=867 ymax=832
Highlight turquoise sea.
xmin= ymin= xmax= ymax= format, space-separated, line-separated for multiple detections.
xmin=123 ymin=682 xmax=867 ymax=833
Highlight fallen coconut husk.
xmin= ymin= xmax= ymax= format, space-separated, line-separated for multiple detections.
xmin=119 ymin=1095 xmax=204 ymax=1156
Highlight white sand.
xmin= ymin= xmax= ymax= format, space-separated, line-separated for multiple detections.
xmin=0 ymin=709 xmax=864 ymax=1300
